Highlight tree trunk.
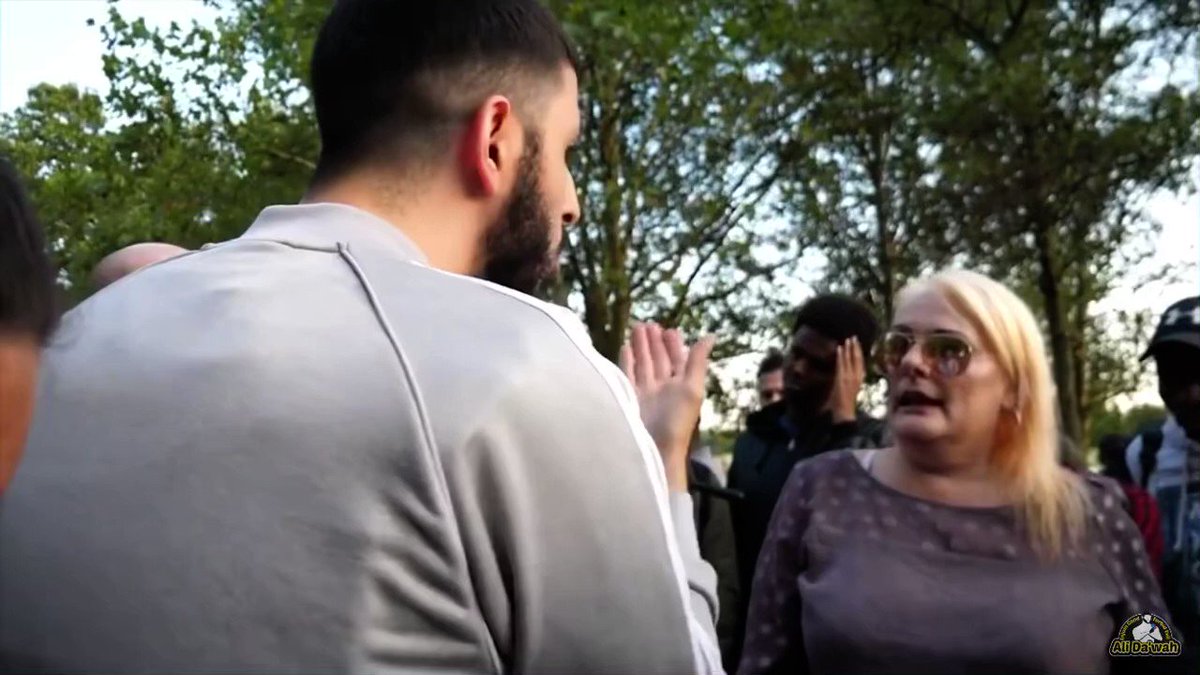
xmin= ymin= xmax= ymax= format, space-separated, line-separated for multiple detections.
xmin=866 ymin=130 xmax=896 ymax=321
xmin=1033 ymin=223 xmax=1083 ymax=445
xmin=583 ymin=76 xmax=631 ymax=364
xmin=1070 ymin=283 xmax=1091 ymax=446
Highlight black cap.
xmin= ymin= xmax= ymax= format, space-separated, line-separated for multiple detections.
xmin=1142 ymin=296 xmax=1200 ymax=361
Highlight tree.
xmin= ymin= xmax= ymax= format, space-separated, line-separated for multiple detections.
xmin=0 ymin=0 xmax=324 ymax=300
xmin=743 ymin=0 xmax=961 ymax=321
xmin=743 ymin=0 xmax=1198 ymax=442
xmin=5 ymin=0 xmax=1192 ymax=432
xmin=6 ymin=0 xmax=803 ymax=378
xmin=925 ymin=0 xmax=1200 ymax=443
xmin=549 ymin=0 xmax=799 ymax=362
xmin=98 ymin=0 xmax=322 ymax=242
xmin=1 ymin=84 xmax=117 ymax=298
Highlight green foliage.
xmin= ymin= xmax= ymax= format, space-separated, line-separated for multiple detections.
xmin=548 ymin=0 xmax=799 ymax=364
xmin=1091 ymin=403 xmax=1167 ymax=448
xmin=919 ymin=1 xmax=1200 ymax=442
xmin=1 ymin=0 xmax=1194 ymax=431
xmin=743 ymin=0 xmax=1199 ymax=440
xmin=1 ymin=0 xmax=322 ymax=301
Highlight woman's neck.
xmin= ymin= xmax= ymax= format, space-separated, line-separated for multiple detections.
xmin=877 ymin=441 xmax=1011 ymax=508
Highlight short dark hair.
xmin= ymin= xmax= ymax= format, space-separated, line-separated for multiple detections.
xmin=757 ymin=349 xmax=785 ymax=377
xmin=1097 ymin=433 xmax=1132 ymax=482
xmin=791 ymin=294 xmax=881 ymax=360
xmin=309 ymin=0 xmax=577 ymax=186
xmin=0 ymin=156 xmax=57 ymax=344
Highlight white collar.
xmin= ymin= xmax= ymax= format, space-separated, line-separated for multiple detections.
xmin=239 ymin=203 xmax=430 ymax=264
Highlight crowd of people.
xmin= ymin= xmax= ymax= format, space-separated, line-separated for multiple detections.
xmin=693 ymin=288 xmax=1199 ymax=674
xmin=0 ymin=1 xmax=1196 ymax=674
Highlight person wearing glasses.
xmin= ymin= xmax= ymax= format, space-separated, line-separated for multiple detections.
xmin=727 ymin=294 xmax=885 ymax=667
xmin=740 ymin=270 xmax=1171 ymax=675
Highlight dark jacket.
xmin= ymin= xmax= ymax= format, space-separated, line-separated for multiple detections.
xmin=688 ymin=459 xmax=741 ymax=673
xmin=726 ymin=400 xmax=885 ymax=663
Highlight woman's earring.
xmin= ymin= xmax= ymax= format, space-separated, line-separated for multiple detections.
xmin=1004 ymin=405 xmax=1023 ymax=426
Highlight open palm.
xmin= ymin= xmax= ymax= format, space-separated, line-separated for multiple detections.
xmin=619 ymin=323 xmax=715 ymax=491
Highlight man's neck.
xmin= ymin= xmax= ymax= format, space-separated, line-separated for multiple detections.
xmin=304 ymin=176 xmax=486 ymax=276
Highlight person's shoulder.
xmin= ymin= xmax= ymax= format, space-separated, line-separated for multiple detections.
xmin=402 ymin=267 xmax=588 ymax=355
xmin=1082 ymin=471 xmax=1127 ymax=508
xmin=1125 ymin=433 xmax=1146 ymax=455
xmin=731 ymin=425 xmax=758 ymax=449
xmin=742 ymin=402 xmax=788 ymax=440
xmin=771 ymin=451 xmax=858 ymax=529
xmin=382 ymin=273 xmax=624 ymax=423
xmin=788 ymin=449 xmax=855 ymax=493
xmin=338 ymin=250 xmax=597 ymax=378
xmin=804 ymin=447 xmax=855 ymax=470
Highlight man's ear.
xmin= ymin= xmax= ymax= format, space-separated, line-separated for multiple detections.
xmin=460 ymin=95 xmax=517 ymax=197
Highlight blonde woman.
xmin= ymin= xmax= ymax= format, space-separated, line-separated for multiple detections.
xmin=740 ymin=270 xmax=1172 ymax=674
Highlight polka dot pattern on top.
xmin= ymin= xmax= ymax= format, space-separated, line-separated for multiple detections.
xmin=737 ymin=450 xmax=1171 ymax=675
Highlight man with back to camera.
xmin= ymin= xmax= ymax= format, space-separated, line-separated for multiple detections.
xmin=0 ymin=2 xmax=725 ymax=673
xmin=1125 ymin=296 xmax=1200 ymax=671
xmin=725 ymin=294 xmax=885 ymax=664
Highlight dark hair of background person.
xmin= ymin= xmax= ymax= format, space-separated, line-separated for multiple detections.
xmin=0 ymin=155 xmax=57 ymax=344
xmin=309 ymin=0 xmax=578 ymax=188
xmin=757 ymin=349 xmax=785 ymax=377
xmin=1097 ymin=433 xmax=1133 ymax=483
xmin=791 ymin=294 xmax=881 ymax=360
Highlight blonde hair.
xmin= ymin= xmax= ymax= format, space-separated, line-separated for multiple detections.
xmin=897 ymin=269 xmax=1089 ymax=557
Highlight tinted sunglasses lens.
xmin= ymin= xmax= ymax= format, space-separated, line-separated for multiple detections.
xmin=927 ymin=335 xmax=971 ymax=377
xmin=881 ymin=333 xmax=913 ymax=370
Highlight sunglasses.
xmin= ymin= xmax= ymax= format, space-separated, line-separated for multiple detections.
xmin=879 ymin=330 xmax=975 ymax=378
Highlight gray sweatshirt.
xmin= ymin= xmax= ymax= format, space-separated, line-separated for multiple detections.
xmin=0 ymin=203 xmax=722 ymax=674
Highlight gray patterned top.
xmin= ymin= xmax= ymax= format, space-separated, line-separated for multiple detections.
xmin=740 ymin=450 xmax=1174 ymax=675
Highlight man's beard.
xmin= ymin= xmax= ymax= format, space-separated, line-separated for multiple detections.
xmin=481 ymin=135 xmax=558 ymax=296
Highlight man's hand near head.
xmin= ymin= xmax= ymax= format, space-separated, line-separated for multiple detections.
xmin=827 ymin=336 xmax=866 ymax=424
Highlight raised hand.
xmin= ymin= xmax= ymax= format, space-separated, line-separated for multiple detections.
xmin=619 ymin=323 xmax=715 ymax=492
xmin=828 ymin=336 xmax=865 ymax=424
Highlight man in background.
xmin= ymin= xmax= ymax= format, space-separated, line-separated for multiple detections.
xmin=0 ymin=156 xmax=58 ymax=494
xmin=726 ymin=294 xmax=885 ymax=666
xmin=756 ymin=349 xmax=784 ymax=409
xmin=1125 ymin=296 xmax=1200 ymax=671
xmin=687 ymin=428 xmax=740 ymax=671
xmin=91 ymin=243 xmax=189 ymax=290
